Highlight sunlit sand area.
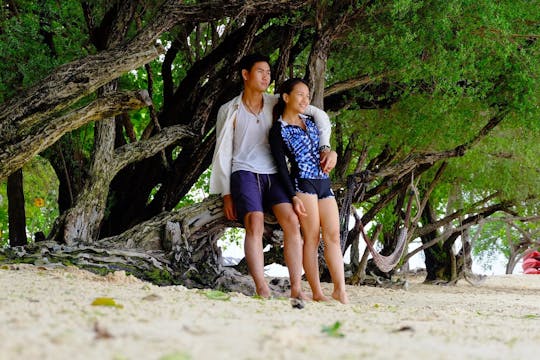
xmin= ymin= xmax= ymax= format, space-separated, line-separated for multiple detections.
xmin=1 ymin=264 xmax=539 ymax=359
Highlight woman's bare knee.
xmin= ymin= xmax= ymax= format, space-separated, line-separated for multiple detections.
xmin=323 ymin=232 xmax=340 ymax=247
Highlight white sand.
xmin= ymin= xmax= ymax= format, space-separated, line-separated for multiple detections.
xmin=1 ymin=264 xmax=539 ymax=360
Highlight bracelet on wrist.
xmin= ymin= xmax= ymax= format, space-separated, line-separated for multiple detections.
xmin=319 ymin=145 xmax=331 ymax=153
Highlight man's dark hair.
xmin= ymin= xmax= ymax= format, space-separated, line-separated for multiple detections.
xmin=238 ymin=53 xmax=270 ymax=75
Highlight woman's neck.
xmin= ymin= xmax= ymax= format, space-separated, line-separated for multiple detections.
xmin=282 ymin=109 xmax=302 ymax=125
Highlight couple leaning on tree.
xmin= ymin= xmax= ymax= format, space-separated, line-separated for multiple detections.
xmin=210 ymin=54 xmax=348 ymax=304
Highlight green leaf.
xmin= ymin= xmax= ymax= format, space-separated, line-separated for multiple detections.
xmin=321 ymin=321 xmax=345 ymax=338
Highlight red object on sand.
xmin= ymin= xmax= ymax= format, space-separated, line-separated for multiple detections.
xmin=522 ymin=250 xmax=540 ymax=274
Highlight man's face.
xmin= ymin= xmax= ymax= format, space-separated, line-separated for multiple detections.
xmin=243 ymin=61 xmax=271 ymax=92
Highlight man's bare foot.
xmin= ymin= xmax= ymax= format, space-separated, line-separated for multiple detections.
xmin=256 ymin=285 xmax=272 ymax=299
xmin=332 ymin=290 xmax=349 ymax=304
xmin=312 ymin=293 xmax=330 ymax=302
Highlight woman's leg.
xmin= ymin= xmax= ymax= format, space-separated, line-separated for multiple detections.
xmin=319 ymin=197 xmax=349 ymax=304
xmin=297 ymin=192 xmax=328 ymax=301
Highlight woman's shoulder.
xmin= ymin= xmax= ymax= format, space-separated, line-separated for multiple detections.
xmin=269 ymin=120 xmax=282 ymax=133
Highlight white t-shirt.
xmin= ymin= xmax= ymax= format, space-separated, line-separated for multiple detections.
xmin=231 ymin=101 xmax=277 ymax=174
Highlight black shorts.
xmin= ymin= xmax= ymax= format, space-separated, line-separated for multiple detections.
xmin=295 ymin=178 xmax=334 ymax=199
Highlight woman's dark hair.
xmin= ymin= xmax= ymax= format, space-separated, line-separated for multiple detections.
xmin=238 ymin=53 xmax=270 ymax=76
xmin=272 ymin=78 xmax=309 ymax=123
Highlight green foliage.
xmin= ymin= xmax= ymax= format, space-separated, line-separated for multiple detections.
xmin=474 ymin=214 xmax=539 ymax=271
xmin=0 ymin=1 xmax=90 ymax=102
xmin=327 ymin=0 xmax=539 ymax=270
xmin=175 ymin=169 xmax=211 ymax=208
xmin=218 ymin=227 xmax=244 ymax=251
xmin=0 ymin=156 xmax=59 ymax=246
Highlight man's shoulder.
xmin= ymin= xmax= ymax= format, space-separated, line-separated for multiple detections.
xmin=219 ymin=94 xmax=242 ymax=113
xmin=263 ymin=92 xmax=279 ymax=104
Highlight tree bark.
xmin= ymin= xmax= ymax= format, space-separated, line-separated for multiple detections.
xmin=7 ymin=169 xmax=27 ymax=247
xmin=0 ymin=90 xmax=151 ymax=180
xmin=62 ymin=122 xmax=195 ymax=244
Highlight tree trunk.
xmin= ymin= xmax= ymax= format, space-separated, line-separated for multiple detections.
xmin=7 ymin=169 xmax=27 ymax=247
xmin=422 ymin=201 xmax=452 ymax=282
xmin=305 ymin=3 xmax=330 ymax=109
xmin=1 ymin=195 xmax=290 ymax=295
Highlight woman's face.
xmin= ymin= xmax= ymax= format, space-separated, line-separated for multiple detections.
xmin=284 ymin=82 xmax=310 ymax=114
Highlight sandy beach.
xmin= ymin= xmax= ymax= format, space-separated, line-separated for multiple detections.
xmin=1 ymin=264 xmax=539 ymax=360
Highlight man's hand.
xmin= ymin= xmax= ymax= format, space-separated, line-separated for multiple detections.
xmin=292 ymin=196 xmax=307 ymax=218
xmin=320 ymin=150 xmax=338 ymax=174
xmin=223 ymin=194 xmax=237 ymax=221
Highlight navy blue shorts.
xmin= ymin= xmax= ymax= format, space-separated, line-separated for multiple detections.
xmin=231 ymin=170 xmax=291 ymax=223
xmin=295 ymin=178 xmax=334 ymax=199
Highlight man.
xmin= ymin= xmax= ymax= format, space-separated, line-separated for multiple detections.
xmin=210 ymin=53 xmax=337 ymax=299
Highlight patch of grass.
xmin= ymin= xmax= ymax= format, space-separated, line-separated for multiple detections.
xmin=203 ymin=290 xmax=231 ymax=301
xmin=159 ymin=351 xmax=191 ymax=360
xmin=144 ymin=268 xmax=173 ymax=285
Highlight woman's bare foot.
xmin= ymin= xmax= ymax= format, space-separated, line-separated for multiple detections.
xmin=332 ymin=290 xmax=349 ymax=304
xmin=312 ymin=293 xmax=330 ymax=302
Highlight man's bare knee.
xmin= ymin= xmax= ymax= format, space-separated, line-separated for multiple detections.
xmin=244 ymin=212 xmax=264 ymax=237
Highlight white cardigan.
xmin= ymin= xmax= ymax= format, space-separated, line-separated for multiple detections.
xmin=209 ymin=92 xmax=331 ymax=196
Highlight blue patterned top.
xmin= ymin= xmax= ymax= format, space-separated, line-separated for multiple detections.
xmin=269 ymin=114 xmax=328 ymax=199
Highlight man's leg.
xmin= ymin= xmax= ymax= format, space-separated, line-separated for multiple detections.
xmin=272 ymin=203 xmax=308 ymax=300
xmin=231 ymin=171 xmax=270 ymax=298
xmin=243 ymin=211 xmax=271 ymax=298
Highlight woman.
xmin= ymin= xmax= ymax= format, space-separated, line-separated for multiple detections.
xmin=269 ymin=78 xmax=348 ymax=304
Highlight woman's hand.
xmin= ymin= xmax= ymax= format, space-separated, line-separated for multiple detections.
xmin=292 ymin=196 xmax=307 ymax=217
